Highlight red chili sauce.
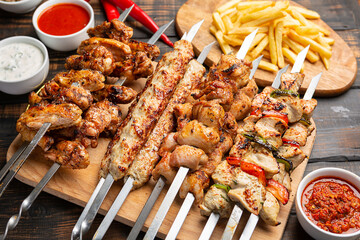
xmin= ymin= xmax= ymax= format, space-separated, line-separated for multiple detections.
xmin=301 ymin=176 xmax=360 ymax=234
xmin=38 ymin=3 xmax=90 ymax=36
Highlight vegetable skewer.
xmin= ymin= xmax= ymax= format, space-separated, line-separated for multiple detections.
xmin=220 ymin=45 xmax=310 ymax=240
xmin=142 ymin=29 xmax=260 ymax=240
xmin=237 ymin=71 xmax=321 ymax=240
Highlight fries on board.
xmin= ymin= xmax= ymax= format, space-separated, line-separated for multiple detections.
xmin=210 ymin=0 xmax=334 ymax=72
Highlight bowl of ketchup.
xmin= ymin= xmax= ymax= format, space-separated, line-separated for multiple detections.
xmin=32 ymin=0 xmax=94 ymax=51
xmin=296 ymin=167 xmax=360 ymax=240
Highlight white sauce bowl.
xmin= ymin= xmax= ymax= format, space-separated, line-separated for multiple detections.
xmin=296 ymin=167 xmax=360 ymax=240
xmin=0 ymin=36 xmax=49 ymax=95
xmin=0 ymin=0 xmax=43 ymax=14
xmin=32 ymin=0 xmax=94 ymax=51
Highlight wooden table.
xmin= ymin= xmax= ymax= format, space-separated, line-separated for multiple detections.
xmin=0 ymin=0 xmax=359 ymax=239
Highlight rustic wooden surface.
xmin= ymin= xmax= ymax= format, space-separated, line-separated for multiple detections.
xmin=176 ymin=0 xmax=357 ymax=97
xmin=0 ymin=0 xmax=359 ymax=239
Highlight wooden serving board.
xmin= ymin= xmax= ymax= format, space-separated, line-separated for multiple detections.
xmin=175 ymin=0 xmax=357 ymax=97
xmin=7 ymin=77 xmax=316 ymax=240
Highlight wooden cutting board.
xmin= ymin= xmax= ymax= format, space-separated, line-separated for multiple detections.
xmin=175 ymin=0 xmax=357 ymax=97
xmin=6 ymin=73 xmax=317 ymax=240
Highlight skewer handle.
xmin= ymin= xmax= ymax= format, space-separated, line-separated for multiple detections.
xmin=0 ymin=162 xmax=60 ymax=240
xmin=198 ymin=212 xmax=220 ymax=240
xmin=0 ymin=143 xmax=26 ymax=182
xmin=127 ymin=177 xmax=166 ymax=240
xmin=165 ymin=193 xmax=195 ymax=240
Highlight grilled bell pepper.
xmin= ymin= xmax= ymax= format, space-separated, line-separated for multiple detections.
xmin=266 ymin=179 xmax=289 ymax=205
xmin=240 ymin=161 xmax=267 ymax=187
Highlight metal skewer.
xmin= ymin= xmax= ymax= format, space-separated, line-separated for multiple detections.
xmin=221 ymin=46 xmax=315 ymax=240
xmin=142 ymin=29 xmax=259 ymax=240
xmin=238 ymin=72 xmax=321 ymax=240
xmin=0 ymin=122 xmax=51 ymax=197
xmin=0 ymin=154 xmax=60 ymax=240
xmin=71 ymin=19 xmax=203 ymax=240
xmin=0 ymin=4 xmax=136 ymax=201
xmin=93 ymin=39 xmax=215 ymax=240
xmin=165 ymin=54 xmax=263 ymax=240
xmin=118 ymin=5 xmax=134 ymax=22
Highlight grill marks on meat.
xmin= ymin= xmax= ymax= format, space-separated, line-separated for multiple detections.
xmin=87 ymin=19 xmax=133 ymax=43
xmin=92 ymin=85 xmax=137 ymax=104
xmin=53 ymin=69 xmax=105 ymax=92
xmin=229 ymin=78 xmax=258 ymax=120
xmin=111 ymin=51 xmax=154 ymax=81
xmin=125 ymin=60 xmax=205 ymax=189
xmin=17 ymin=103 xmax=82 ymax=131
xmin=127 ymin=39 xmax=160 ymax=60
xmin=100 ymin=40 xmax=194 ymax=180
xmin=76 ymin=100 xmax=122 ymax=148
xmin=65 ymin=46 xmax=116 ymax=75
xmin=44 ymin=140 xmax=89 ymax=169
xmin=84 ymin=19 xmax=160 ymax=81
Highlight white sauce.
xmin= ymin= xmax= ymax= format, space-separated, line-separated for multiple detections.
xmin=0 ymin=42 xmax=44 ymax=81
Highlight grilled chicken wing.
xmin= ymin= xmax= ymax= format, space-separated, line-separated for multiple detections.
xmin=44 ymin=140 xmax=89 ymax=169
xmin=53 ymin=69 xmax=105 ymax=92
xmin=53 ymin=85 xmax=93 ymax=110
xmin=76 ymin=100 xmax=121 ymax=148
xmin=127 ymin=39 xmax=160 ymax=60
xmin=92 ymin=85 xmax=137 ymax=104
xmin=111 ymin=51 xmax=154 ymax=81
xmin=17 ymin=103 xmax=82 ymax=131
xmin=78 ymin=37 xmax=132 ymax=62
xmin=87 ymin=19 xmax=133 ymax=43
xmin=18 ymin=127 xmax=54 ymax=152
xmin=65 ymin=46 xmax=116 ymax=75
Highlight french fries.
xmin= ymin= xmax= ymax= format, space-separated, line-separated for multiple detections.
xmin=210 ymin=0 xmax=334 ymax=72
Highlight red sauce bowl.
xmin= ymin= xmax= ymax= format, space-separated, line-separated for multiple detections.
xmin=32 ymin=0 xmax=94 ymax=51
xmin=296 ymin=168 xmax=360 ymax=240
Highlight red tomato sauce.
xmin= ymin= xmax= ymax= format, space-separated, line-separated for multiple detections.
xmin=301 ymin=177 xmax=360 ymax=234
xmin=38 ymin=3 xmax=89 ymax=36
